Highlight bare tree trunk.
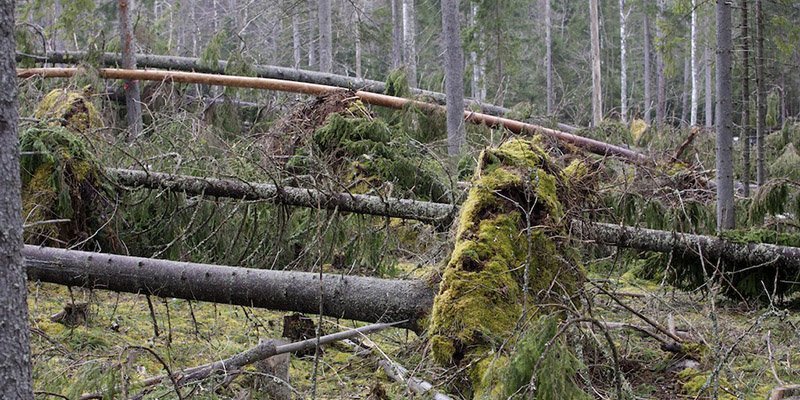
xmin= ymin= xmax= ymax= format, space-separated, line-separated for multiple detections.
xmin=23 ymin=246 xmax=434 ymax=331
xmin=705 ymin=44 xmax=713 ymax=128
xmin=690 ymin=0 xmax=698 ymax=126
xmin=391 ymin=0 xmax=403 ymax=69
xmin=442 ymin=0 xmax=465 ymax=156
xmin=0 ymin=0 xmax=34 ymax=394
xmin=643 ymin=11 xmax=652 ymax=124
xmin=470 ymin=3 xmax=480 ymax=102
xmin=318 ymin=0 xmax=333 ymax=73
xmin=353 ymin=0 xmax=362 ymax=78
xmin=402 ymin=0 xmax=417 ymax=88
xmin=308 ymin=2 xmax=317 ymax=69
xmin=589 ymin=0 xmax=603 ymax=127
xmin=681 ymin=55 xmax=690 ymax=126
xmin=545 ymin=0 xmax=554 ymax=115
xmin=292 ymin=13 xmax=301 ymax=69
xmin=716 ymin=0 xmax=735 ymax=230
xmin=741 ymin=0 xmax=751 ymax=197
xmin=656 ymin=0 xmax=666 ymax=127
xmin=755 ymin=0 xmax=766 ymax=187
xmin=619 ymin=0 xmax=628 ymax=123
xmin=118 ymin=0 xmax=143 ymax=142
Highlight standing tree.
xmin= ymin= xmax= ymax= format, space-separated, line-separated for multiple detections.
xmin=716 ymin=0 xmax=735 ymax=230
xmin=441 ymin=0 xmax=465 ymax=156
xmin=690 ymin=0 xmax=698 ymax=126
xmin=656 ymin=0 xmax=667 ymax=127
xmin=619 ymin=0 xmax=628 ymax=123
xmin=545 ymin=0 xmax=554 ymax=115
xmin=589 ymin=0 xmax=603 ymax=126
xmin=391 ymin=0 xmax=403 ymax=69
xmin=643 ymin=10 xmax=652 ymax=124
xmin=0 ymin=0 xmax=34 ymax=396
xmin=741 ymin=0 xmax=751 ymax=197
xmin=402 ymin=0 xmax=417 ymax=88
xmin=292 ymin=11 xmax=301 ymax=69
xmin=755 ymin=0 xmax=766 ymax=187
xmin=318 ymin=0 xmax=332 ymax=73
xmin=118 ymin=0 xmax=143 ymax=142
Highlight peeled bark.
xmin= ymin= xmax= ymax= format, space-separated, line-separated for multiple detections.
xmin=23 ymin=245 xmax=433 ymax=331
xmin=716 ymin=0 xmax=735 ymax=230
xmin=441 ymin=0 xmax=465 ymax=155
xmin=118 ymin=0 xmax=143 ymax=142
xmin=589 ymin=0 xmax=603 ymax=126
xmin=18 ymin=67 xmax=643 ymax=162
xmin=107 ymin=168 xmax=457 ymax=226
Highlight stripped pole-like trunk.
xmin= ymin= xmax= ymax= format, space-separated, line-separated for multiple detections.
xmin=690 ymin=0 xmax=698 ymax=126
xmin=619 ymin=0 xmax=628 ymax=123
xmin=716 ymin=0 xmax=735 ymax=230
xmin=19 ymin=68 xmax=643 ymax=162
xmin=741 ymin=0 xmax=751 ymax=197
xmin=318 ymin=0 xmax=333 ymax=73
xmin=118 ymin=0 xmax=143 ymax=142
xmin=23 ymin=246 xmax=434 ymax=331
xmin=643 ymin=12 xmax=652 ymax=124
xmin=589 ymin=0 xmax=603 ymax=126
xmin=755 ymin=0 xmax=766 ymax=187
xmin=545 ymin=0 xmax=554 ymax=115
xmin=441 ymin=0 xmax=465 ymax=155
xmin=402 ymin=0 xmax=417 ymax=88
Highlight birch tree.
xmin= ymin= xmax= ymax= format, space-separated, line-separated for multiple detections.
xmin=402 ymin=0 xmax=417 ymax=88
xmin=619 ymin=0 xmax=628 ymax=123
xmin=690 ymin=0 xmax=698 ymax=126
xmin=716 ymin=0 xmax=735 ymax=230
xmin=590 ymin=0 xmax=603 ymax=126
xmin=0 ymin=0 xmax=34 ymax=395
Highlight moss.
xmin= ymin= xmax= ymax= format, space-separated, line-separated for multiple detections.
xmin=428 ymin=138 xmax=584 ymax=397
xmin=769 ymin=143 xmax=800 ymax=181
xmin=384 ymin=69 xmax=410 ymax=98
xmin=677 ymin=368 xmax=737 ymax=400
xmin=34 ymin=89 xmax=103 ymax=133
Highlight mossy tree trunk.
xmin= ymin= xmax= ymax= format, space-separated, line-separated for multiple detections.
xmin=427 ymin=139 xmax=584 ymax=397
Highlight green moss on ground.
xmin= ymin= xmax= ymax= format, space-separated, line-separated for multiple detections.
xmin=34 ymin=88 xmax=103 ymax=133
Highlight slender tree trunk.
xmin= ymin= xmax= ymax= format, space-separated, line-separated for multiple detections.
xmin=470 ymin=3 xmax=480 ymax=101
xmin=545 ymin=0 xmax=554 ymax=115
xmin=643 ymin=12 xmax=652 ymax=124
xmin=681 ymin=55 xmax=690 ymax=125
xmin=705 ymin=44 xmax=713 ymax=128
xmin=442 ymin=0 xmax=465 ymax=156
xmin=619 ymin=0 xmax=628 ymax=123
xmin=391 ymin=0 xmax=403 ymax=69
xmin=741 ymin=0 xmax=751 ymax=197
xmin=716 ymin=0 xmax=735 ymax=230
xmin=402 ymin=0 xmax=417 ymax=88
xmin=308 ymin=2 xmax=317 ymax=69
xmin=292 ymin=13 xmax=301 ymax=69
xmin=0 ymin=0 xmax=34 ymax=395
xmin=318 ymin=0 xmax=333 ymax=73
xmin=690 ymin=0 xmax=698 ymax=126
xmin=118 ymin=0 xmax=143 ymax=142
xmin=755 ymin=0 xmax=766 ymax=187
xmin=354 ymin=0 xmax=362 ymax=78
xmin=656 ymin=0 xmax=666 ymax=127
xmin=589 ymin=0 xmax=603 ymax=126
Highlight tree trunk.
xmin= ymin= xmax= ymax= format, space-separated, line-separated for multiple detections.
xmin=20 ymin=67 xmax=643 ymax=162
xmin=107 ymin=168 xmax=457 ymax=225
xmin=741 ymin=0 xmax=751 ymax=197
xmin=755 ymin=0 xmax=766 ymax=187
xmin=318 ymin=0 xmax=333 ymax=73
xmin=470 ymin=3 xmax=482 ymax=103
xmin=656 ymin=0 xmax=667 ymax=127
xmin=545 ymin=0 xmax=554 ymax=115
xmin=391 ymin=0 xmax=403 ymax=70
xmin=292 ymin=12 xmax=301 ymax=69
xmin=0 ymin=0 xmax=34 ymax=394
xmin=681 ymin=55 xmax=690 ymax=126
xmin=441 ymin=0 xmax=465 ymax=156
xmin=589 ymin=0 xmax=603 ymax=127
xmin=23 ymin=245 xmax=434 ymax=331
xmin=402 ymin=0 xmax=417 ymax=88
xmin=354 ymin=0 xmax=362 ymax=78
xmin=716 ymin=0 xmax=735 ymax=230
xmin=690 ymin=0 xmax=698 ymax=126
xmin=643 ymin=11 xmax=652 ymax=124
xmin=619 ymin=0 xmax=628 ymax=123
xmin=118 ymin=0 xmax=143 ymax=142
xmin=705 ymin=43 xmax=713 ymax=128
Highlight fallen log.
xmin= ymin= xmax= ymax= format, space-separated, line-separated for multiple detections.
xmin=17 ymin=51 xmax=579 ymax=132
xmin=23 ymin=245 xmax=434 ymax=331
xmin=107 ymin=168 xmax=457 ymax=226
xmin=17 ymin=67 xmax=646 ymax=163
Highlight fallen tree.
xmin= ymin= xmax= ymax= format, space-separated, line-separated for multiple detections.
xmin=17 ymin=51 xmax=579 ymax=132
xmin=107 ymin=168 xmax=457 ymax=226
xmin=18 ymin=67 xmax=647 ymax=164
xmin=23 ymin=245 xmax=434 ymax=331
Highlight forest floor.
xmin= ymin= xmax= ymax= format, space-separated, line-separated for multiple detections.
xmin=28 ymin=262 xmax=800 ymax=399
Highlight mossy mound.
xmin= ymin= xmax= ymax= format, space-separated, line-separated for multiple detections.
xmin=310 ymin=113 xmax=452 ymax=202
xmin=34 ymin=88 xmax=103 ymax=133
xmin=427 ymin=138 xmax=585 ymax=397
xmin=20 ymin=125 xmax=116 ymax=249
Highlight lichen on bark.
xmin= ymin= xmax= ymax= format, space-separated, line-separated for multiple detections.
xmin=427 ymin=137 xmax=585 ymax=397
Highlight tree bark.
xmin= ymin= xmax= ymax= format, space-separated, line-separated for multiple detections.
xmin=545 ymin=0 xmax=554 ymax=115
xmin=656 ymin=0 xmax=667 ymax=127
xmin=107 ymin=168 xmax=458 ymax=225
xmin=19 ymin=67 xmax=643 ymax=162
xmin=318 ymin=0 xmax=333 ymax=73
xmin=391 ymin=0 xmax=403 ymax=70
xmin=402 ymin=0 xmax=417 ymax=88
xmin=118 ymin=0 xmax=143 ymax=142
xmin=0 ymin=0 xmax=34 ymax=394
xmin=441 ymin=0 xmax=465 ymax=156
xmin=755 ymin=0 xmax=767 ymax=187
xmin=643 ymin=11 xmax=652 ymax=124
xmin=716 ymin=0 xmax=735 ymax=230
xmin=690 ymin=0 xmax=698 ymax=126
xmin=681 ymin=55 xmax=690 ymax=126
xmin=741 ymin=0 xmax=751 ymax=197
xmin=589 ymin=0 xmax=603 ymax=127
xmin=292 ymin=12 xmax=301 ymax=69
xmin=705 ymin=43 xmax=713 ymax=128
xmin=619 ymin=0 xmax=628 ymax=123
xmin=23 ymin=246 xmax=434 ymax=331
